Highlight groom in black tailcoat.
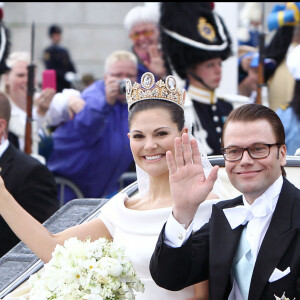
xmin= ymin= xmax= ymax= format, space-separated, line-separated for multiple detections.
xmin=150 ymin=103 xmax=300 ymax=299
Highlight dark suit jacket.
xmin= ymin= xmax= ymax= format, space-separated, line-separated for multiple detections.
xmin=150 ymin=178 xmax=300 ymax=299
xmin=0 ymin=144 xmax=59 ymax=257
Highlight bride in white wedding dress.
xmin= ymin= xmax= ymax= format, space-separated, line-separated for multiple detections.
xmin=1 ymin=72 xmax=224 ymax=300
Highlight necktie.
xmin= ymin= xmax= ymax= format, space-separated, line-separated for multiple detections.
xmin=232 ymin=224 xmax=254 ymax=300
xmin=223 ymin=195 xmax=272 ymax=229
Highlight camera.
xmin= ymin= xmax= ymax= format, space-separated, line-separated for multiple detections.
xmin=118 ymin=79 xmax=127 ymax=94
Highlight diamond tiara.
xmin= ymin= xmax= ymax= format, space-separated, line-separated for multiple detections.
xmin=126 ymin=72 xmax=186 ymax=111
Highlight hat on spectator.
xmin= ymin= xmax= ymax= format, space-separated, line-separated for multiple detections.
xmin=159 ymin=2 xmax=232 ymax=80
xmin=48 ymin=24 xmax=62 ymax=37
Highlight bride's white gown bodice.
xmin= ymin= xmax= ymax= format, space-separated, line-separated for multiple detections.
xmin=99 ymin=193 xmax=221 ymax=299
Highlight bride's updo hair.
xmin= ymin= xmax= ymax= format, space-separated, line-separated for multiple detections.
xmin=128 ymin=99 xmax=185 ymax=131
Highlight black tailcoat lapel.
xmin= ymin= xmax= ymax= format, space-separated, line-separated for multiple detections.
xmin=210 ymin=196 xmax=244 ymax=299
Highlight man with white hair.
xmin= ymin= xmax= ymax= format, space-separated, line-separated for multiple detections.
xmin=124 ymin=4 xmax=167 ymax=81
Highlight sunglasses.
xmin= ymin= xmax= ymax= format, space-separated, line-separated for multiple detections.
xmin=130 ymin=29 xmax=154 ymax=41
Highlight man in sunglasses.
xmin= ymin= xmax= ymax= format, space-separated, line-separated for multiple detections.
xmin=124 ymin=4 xmax=167 ymax=82
xmin=150 ymin=103 xmax=300 ymax=299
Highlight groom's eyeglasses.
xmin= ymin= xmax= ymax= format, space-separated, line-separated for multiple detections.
xmin=221 ymin=143 xmax=282 ymax=162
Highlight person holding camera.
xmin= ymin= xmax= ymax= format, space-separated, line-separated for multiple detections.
xmin=47 ymin=50 xmax=138 ymax=204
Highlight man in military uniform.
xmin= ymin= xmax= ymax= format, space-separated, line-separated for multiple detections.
xmin=160 ymin=3 xmax=234 ymax=155
xmin=43 ymin=24 xmax=77 ymax=92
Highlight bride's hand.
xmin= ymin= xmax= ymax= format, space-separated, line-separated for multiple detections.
xmin=167 ymin=133 xmax=219 ymax=226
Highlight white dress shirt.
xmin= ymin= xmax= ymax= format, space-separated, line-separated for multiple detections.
xmin=8 ymin=98 xmax=42 ymax=152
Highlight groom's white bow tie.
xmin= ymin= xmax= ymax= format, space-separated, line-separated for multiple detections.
xmin=223 ymin=196 xmax=273 ymax=229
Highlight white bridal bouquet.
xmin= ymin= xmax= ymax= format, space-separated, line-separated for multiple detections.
xmin=28 ymin=237 xmax=144 ymax=300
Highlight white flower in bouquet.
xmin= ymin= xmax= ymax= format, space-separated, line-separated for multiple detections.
xmin=28 ymin=237 xmax=144 ymax=299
